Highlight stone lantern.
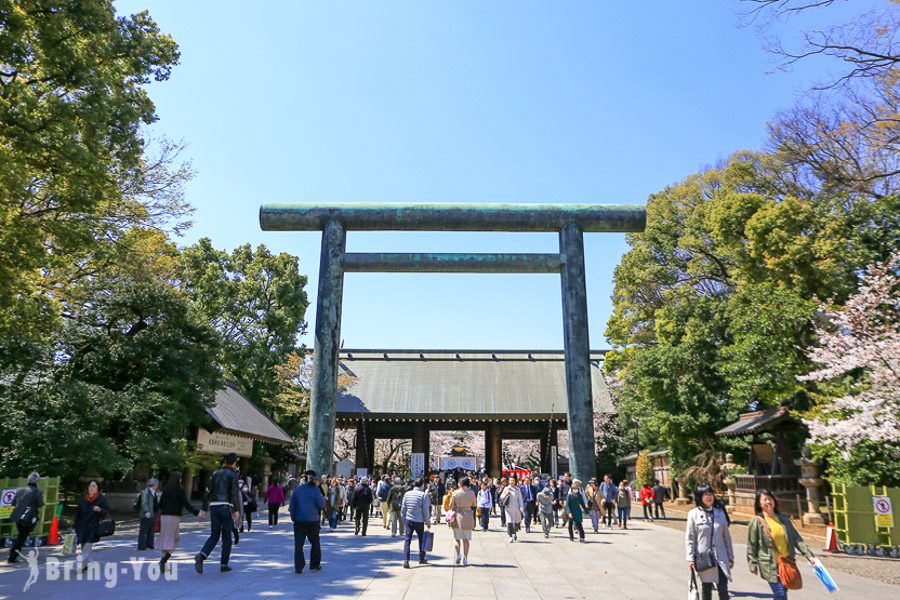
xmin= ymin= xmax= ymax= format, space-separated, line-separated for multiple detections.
xmin=795 ymin=446 xmax=825 ymax=525
xmin=675 ymin=476 xmax=690 ymax=505
xmin=261 ymin=454 xmax=275 ymax=495
xmin=721 ymin=453 xmax=738 ymax=513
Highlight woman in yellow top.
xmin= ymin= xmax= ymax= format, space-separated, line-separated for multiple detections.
xmin=746 ymin=489 xmax=816 ymax=600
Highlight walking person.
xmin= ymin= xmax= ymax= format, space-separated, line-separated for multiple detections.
xmin=325 ymin=479 xmax=341 ymax=531
xmin=240 ymin=479 xmax=256 ymax=532
xmin=265 ymin=481 xmax=286 ymax=527
xmin=232 ymin=486 xmax=244 ymax=546
xmin=401 ymin=478 xmax=431 ymax=568
xmin=449 ymin=477 xmax=477 ymax=565
xmin=195 ymin=453 xmax=242 ymax=574
xmin=566 ymin=479 xmax=588 ymax=542
xmin=559 ymin=474 xmax=572 ymax=527
xmin=686 ymin=485 xmax=734 ymax=600
xmin=640 ymin=482 xmax=654 ymax=521
xmin=477 ymin=481 xmax=493 ymax=531
xmin=747 ymin=489 xmax=816 ymax=600
xmin=137 ymin=477 xmax=159 ymax=550
xmin=387 ymin=477 xmax=405 ymax=537
xmin=586 ymin=479 xmax=601 ymax=533
xmin=497 ymin=477 xmax=508 ymax=528
xmin=499 ymin=476 xmax=524 ymax=542
xmin=158 ymin=472 xmax=203 ymax=567
xmin=7 ymin=472 xmax=44 ymax=563
xmin=599 ymin=474 xmax=617 ymax=529
xmin=652 ymin=479 xmax=667 ymax=520
xmin=616 ymin=479 xmax=633 ymax=529
xmin=73 ymin=480 xmax=109 ymax=572
xmin=290 ymin=470 xmax=325 ymax=574
xmin=376 ymin=476 xmax=391 ymax=529
xmin=521 ymin=476 xmax=540 ymax=533
xmin=428 ymin=474 xmax=444 ymax=525
xmin=548 ymin=478 xmax=560 ymax=527
xmin=351 ymin=478 xmax=373 ymax=535
xmin=537 ymin=485 xmax=555 ymax=538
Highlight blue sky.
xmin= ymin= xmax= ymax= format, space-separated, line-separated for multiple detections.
xmin=116 ymin=1 xmax=870 ymax=350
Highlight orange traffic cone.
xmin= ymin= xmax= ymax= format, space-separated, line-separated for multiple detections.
xmin=825 ymin=522 xmax=840 ymax=552
xmin=47 ymin=503 xmax=62 ymax=545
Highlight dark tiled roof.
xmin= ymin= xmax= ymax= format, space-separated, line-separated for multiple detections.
xmin=715 ymin=408 xmax=791 ymax=437
xmin=335 ymin=350 xmax=613 ymax=421
xmin=206 ymin=383 xmax=293 ymax=445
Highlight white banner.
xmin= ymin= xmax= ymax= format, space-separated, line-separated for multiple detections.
xmin=196 ymin=428 xmax=253 ymax=457
xmin=440 ymin=456 xmax=476 ymax=471
xmin=411 ymin=453 xmax=426 ymax=478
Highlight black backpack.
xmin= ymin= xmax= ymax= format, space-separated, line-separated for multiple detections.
xmin=132 ymin=491 xmax=142 ymax=512
xmin=390 ymin=490 xmax=403 ymax=511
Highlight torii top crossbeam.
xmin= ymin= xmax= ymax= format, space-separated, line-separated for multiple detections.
xmin=259 ymin=202 xmax=645 ymax=232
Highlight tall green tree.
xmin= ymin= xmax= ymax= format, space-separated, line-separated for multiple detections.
xmin=0 ymin=0 xmax=189 ymax=367
xmin=177 ymin=238 xmax=309 ymax=417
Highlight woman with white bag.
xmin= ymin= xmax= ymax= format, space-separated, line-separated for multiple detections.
xmin=685 ymin=484 xmax=734 ymax=600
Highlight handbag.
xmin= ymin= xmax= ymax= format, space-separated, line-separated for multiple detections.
xmin=423 ymin=530 xmax=434 ymax=552
xmin=694 ymin=509 xmax=718 ymax=572
xmin=444 ymin=509 xmax=458 ymax=528
xmin=96 ymin=519 xmax=116 ymax=538
xmin=62 ymin=532 xmax=77 ymax=556
xmin=688 ymin=570 xmax=700 ymax=600
xmin=152 ymin=512 xmax=161 ymax=533
xmin=757 ymin=516 xmax=803 ymax=590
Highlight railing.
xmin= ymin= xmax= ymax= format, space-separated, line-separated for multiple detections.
xmin=735 ymin=474 xmax=802 ymax=495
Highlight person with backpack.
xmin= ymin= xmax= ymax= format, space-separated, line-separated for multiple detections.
xmin=137 ymin=478 xmax=159 ymax=550
xmin=652 ymin=479 xmax=668 ymax=520
xmin=476 ymin=480 xmax=493 ymax=531
xmin=351 ymin=478 xmax=374 ymax=535
xmin=616 ymin=479 xmax=633 ymax=529
xmin=7 ymin=472 xmax=44 ymax=564
xmin=376 ymin=476 xmax=391 ymax=529
xmin=387 ymin=478 xmax=406 ymax=537
xmin=585 ymin=479 xmax=601 ymax=533
xmin=240 ymin=478 xmax=257 ymax=532
xmin=599 ymin=474 xmax=617 ymax=529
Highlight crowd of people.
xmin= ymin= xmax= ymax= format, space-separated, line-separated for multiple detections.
xmin=4 ymin=458 xmax=817 ymax=599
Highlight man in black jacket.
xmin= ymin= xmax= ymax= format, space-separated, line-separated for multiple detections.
xmin=350 ymin=479 xmax=373 ymax=535
xmin=7 ymin=472 xmax=44 ymax=563
xmin=195 ymin=453 xmax=241 ymax=574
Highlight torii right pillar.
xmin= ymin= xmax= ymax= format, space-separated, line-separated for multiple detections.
xmin=560 ymin=222 xmax=596 ymax=483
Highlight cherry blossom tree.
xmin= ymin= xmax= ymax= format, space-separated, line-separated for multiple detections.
xmin=800 ymin=251 xmax=900 ymax=459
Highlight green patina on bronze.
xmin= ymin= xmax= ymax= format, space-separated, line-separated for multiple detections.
xmin=260 ymin=202 xmax=647 ymax=482
xmin=259 ymin=202 xmax=645 ymax=232
xmin=342 ymin=252 xmax=563 ymax=273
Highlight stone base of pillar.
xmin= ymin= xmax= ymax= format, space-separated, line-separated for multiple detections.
xmin=675 ymin=498 xmax=690 ymax=505
xmin=802 ymin=511 xmax=825 ymax=525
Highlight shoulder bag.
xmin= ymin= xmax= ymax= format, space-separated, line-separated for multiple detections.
xmin=694 ymin=509 xmax=718 ymax=572
xmin=757 ymin=516 xmax=802 ymax=590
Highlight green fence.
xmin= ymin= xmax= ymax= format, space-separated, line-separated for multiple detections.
xmin=832 ymin=484 xmax=898 ymax=553
xmin=0 ymin=476 xmax=61 ymax=542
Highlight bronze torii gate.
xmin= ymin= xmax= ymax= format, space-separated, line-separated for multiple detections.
xmin=259 ymin=203 xmax=645 ymax=483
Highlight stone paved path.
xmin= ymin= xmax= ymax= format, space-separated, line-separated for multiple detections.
xmin=0 ymin=509 xmax=897 ymax=599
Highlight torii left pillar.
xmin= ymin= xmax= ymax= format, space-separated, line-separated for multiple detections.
xmin=307 ymin=220 xmax=346 ymax=477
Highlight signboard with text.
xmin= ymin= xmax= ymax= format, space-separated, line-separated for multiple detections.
xmin=873 ymin=496 xmax=894 ymax=528
xmin=440 ymin=456 xmax=476 ymax=471
xmin=410 ymin=453 xmax=425 ymax=478
xmin=196 ymin=428 xmax=253 ymax=457
xmin=0 ymin=489 xmax=16 ymax=519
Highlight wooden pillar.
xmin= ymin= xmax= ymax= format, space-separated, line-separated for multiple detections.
xmin=366 ymin=434 xmax=376 ymax=475
xmin=485 ymin=423 xmax=502 ymax=478
xmin=355 ymin=421 xmax=367 ymax=470
xmin=540 ymin=435 xmax=550 ymax=474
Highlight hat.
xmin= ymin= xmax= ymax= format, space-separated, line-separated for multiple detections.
xmin=27 ymin=472 xmax=40 ymax=485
